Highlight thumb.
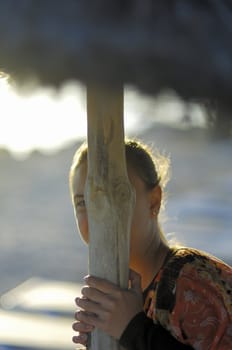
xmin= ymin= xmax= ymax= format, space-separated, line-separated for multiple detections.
xmin=129 ymin=269 xmax=142 ymax=294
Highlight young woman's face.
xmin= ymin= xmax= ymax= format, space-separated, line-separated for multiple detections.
xmin=71 ymin=161 xmax=161 ymax=268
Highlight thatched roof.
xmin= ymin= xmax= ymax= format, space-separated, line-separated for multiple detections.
xmin=0 ymin=0 xmax=232 ymax=107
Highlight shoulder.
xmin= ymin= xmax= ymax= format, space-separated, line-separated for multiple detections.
xmin=156 ymin=247 xmax=232 ymax=313
xmin=165 ymin=246 xmax=231 ymax=270
xmin=155 ymin=248 xmax=232 ymax=347
xmin=163 ymin=246 xmax=232 ymax=281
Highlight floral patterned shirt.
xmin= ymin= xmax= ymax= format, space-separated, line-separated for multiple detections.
xmin=144 ymin=247 xmax=232 ymax=350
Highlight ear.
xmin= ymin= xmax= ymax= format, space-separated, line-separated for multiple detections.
xmin=149 ymin=185 xmax=162 ymax=217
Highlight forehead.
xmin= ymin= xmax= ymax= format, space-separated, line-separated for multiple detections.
xmin=71 ymin=162 xmax=146 ymax=196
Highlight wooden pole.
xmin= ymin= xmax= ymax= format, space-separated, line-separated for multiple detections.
xmin=86 ymin=84 xmax=135 ymax=349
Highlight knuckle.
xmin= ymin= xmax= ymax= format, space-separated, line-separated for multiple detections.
xmin=75 ymin=310 xmax=82 ymax=320
xmin=115 ymin=289 xmax=123 ymax=300
xmin=79 ymin=298 xmax=87 ymax=308
xmin=82 ymin=286 xmax=95 ymax=300
xmin=72 ymin=322 xmax=77 ymax=331
xmin=81 ymin=286 xmax=89 ymax=296
xmin=107 ymin=299 xmax=115 ymax=310
xmin=84 ymin=275 xmax=96 ymax=287
xmin=72 ymin=321 xmax=81 ymax=331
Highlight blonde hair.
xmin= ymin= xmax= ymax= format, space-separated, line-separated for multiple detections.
xmin=70 ymin=139 xmax=170 ymax=189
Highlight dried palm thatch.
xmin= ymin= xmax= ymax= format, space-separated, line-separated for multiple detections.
xmin=0 ymin=0 xmax=232 ymax=110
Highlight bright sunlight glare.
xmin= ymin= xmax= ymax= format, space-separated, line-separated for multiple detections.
xmin=0 ymin=76 xmax=206 ymax=159
xmin=0 ymin=78 xmax=144 ymax=159
xmin=0 ymin=78 xmax=88 ymax=157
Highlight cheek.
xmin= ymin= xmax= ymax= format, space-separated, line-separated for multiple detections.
xmin=130 ymin=205 xmax=143 ymax=246
xmin=129 ymin=198 xmax=151 ymax=250
xmin=76 ymin=212 xmax=89 ymax=244
xmin=131 ymin=197 xmax=149 ymax=230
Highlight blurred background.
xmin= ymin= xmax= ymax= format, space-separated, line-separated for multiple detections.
xmin=0 ymin=78 xmax=231 ymax=349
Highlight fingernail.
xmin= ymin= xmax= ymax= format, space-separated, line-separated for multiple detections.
xmin=75 ymin=310 xmax=81 ymax=320
xmin=73 ymin=335 xmax=85 ymax=344
xmin=72 ymin=336 xmax=79 ymax=343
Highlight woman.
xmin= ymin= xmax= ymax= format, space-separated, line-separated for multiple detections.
xmin=69 ymin=139 xmax=232 ymax=349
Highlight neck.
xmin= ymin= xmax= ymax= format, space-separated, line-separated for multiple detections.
xmin=133 ymin=238 xmax=170 ymax=291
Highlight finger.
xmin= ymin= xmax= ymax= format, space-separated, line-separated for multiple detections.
xmin=76 ymin=297 xmax=102 ymax=315
xmin=72 ymin=321 xmax=94 ymax=333
xmin=75 ymin=309 xmax=110 ymax=331
xmin=75 ymin=309 xmax=96 ymax=321
xmin=129 ymin=269 xmax=142 ymax=294
xmin=84 ymin=275 xmax=118 ymax=294
xmin=79 ymin=286 xmax=115 ymax=306
xmin=72 ymin=333 xmax=88 ymax=345
xmin=80 ymin=286 xmax=106 ymax=302
xmin=75 ymin=310 xmax=98 ymax=326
